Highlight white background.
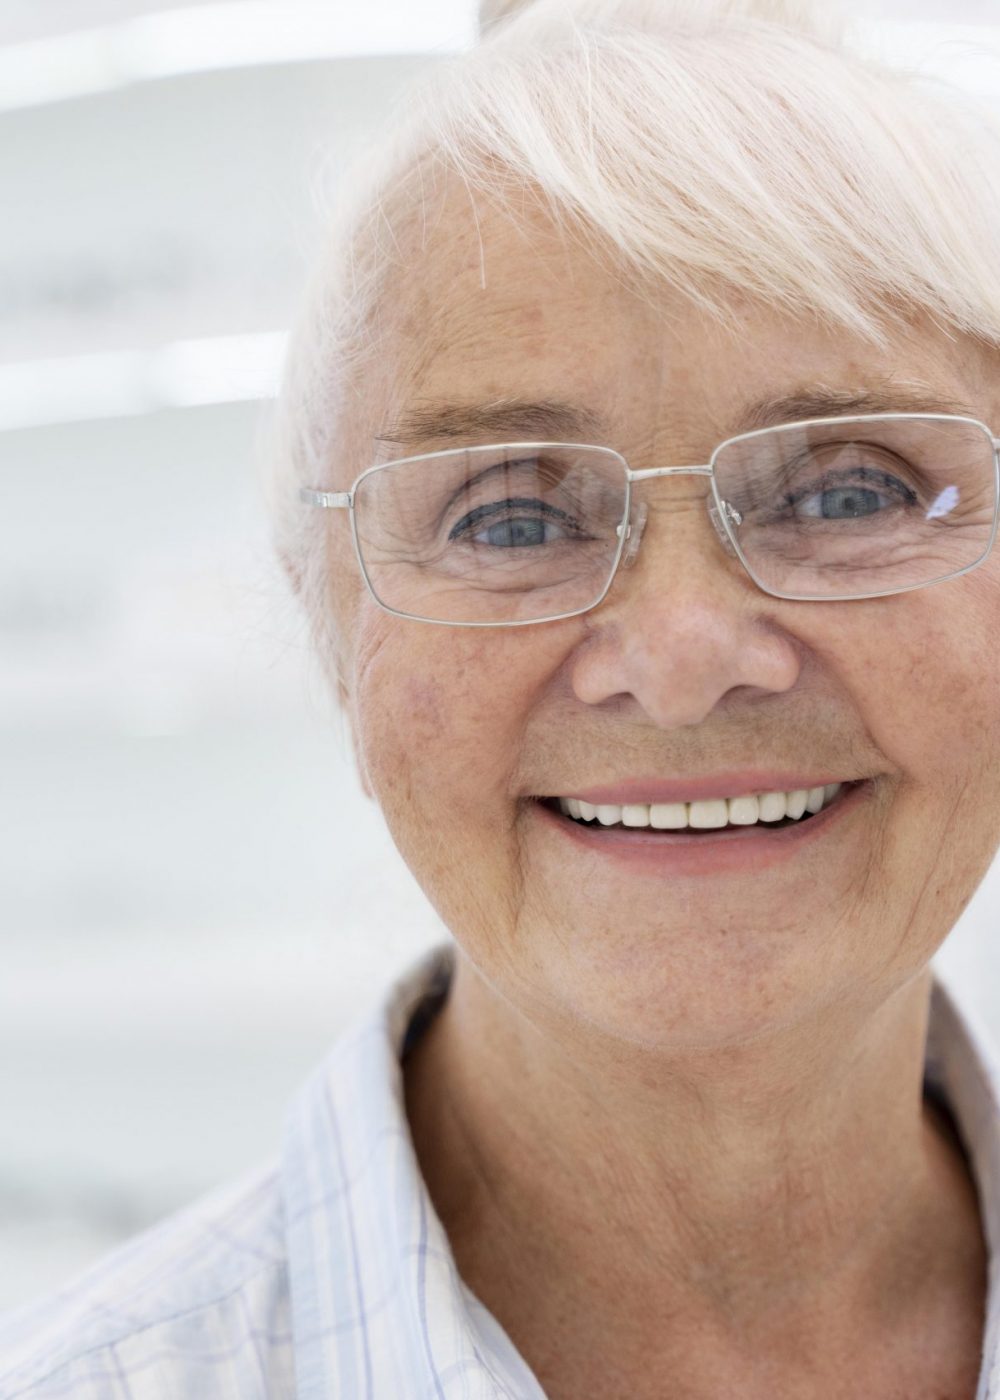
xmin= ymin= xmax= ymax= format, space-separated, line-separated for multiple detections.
xmin=2 ymin=0 xmax=999 ymax=1309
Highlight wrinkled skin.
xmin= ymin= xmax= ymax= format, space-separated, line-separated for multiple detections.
xmin=316 ymin=192 xmax=1000 ymax=1397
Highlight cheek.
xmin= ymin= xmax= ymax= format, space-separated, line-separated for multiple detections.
xmin=839 ymin=580 xmax=1000 ymax=809
xmin=348 ymin=614 xmax=545 ymax=832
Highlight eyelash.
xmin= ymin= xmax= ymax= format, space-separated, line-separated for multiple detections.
xmin=448 ymin=498 xmax=579 ymax=540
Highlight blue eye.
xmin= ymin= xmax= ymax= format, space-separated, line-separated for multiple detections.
xmin=783 ymin=465 xmax=917 ymax=522
xmin=449 ymin=496 xmax=579 ymax=546
xmin=476 ymin=517 xmax=563 ymax=547
xmin=798 ymin=486 xmax=887 ymax=519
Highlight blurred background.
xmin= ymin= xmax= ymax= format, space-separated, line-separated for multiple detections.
xmin=2 ymin=0 xmax=999 ymax=1311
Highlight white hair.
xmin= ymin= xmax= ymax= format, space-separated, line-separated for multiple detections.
xmin=264 ymin=0 xmax=1000 ymax=658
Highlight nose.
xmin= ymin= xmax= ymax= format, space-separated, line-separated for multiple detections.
xmin=571 ymin=493 xmax=801 ymax=729
xmin=619 ymin=498 xmax=742 ymax=567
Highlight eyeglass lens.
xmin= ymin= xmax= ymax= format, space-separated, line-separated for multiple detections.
xmin=351 ymin=419 xmax=997 ymax=623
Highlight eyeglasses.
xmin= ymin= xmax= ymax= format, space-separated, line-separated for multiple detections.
xmin=299 ymin=413 xmax=1000 ymax=627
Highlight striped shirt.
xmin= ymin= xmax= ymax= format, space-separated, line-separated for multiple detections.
xmin=2 ymin=940 xmax=1000 ymax=1399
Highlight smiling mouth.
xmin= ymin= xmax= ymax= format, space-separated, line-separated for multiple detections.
xmin=538 ymin=781 xmax=860 ymax=834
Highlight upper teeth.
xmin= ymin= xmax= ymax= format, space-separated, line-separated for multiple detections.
xmin=557 ymin=784 xmax=844 ymax=829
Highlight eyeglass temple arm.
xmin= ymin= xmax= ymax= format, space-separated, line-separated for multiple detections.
xmin=300 ymin=488 xmax=351 ymax=508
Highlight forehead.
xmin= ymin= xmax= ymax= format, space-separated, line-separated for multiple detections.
xmin=369 ymin=183 xmax=995 ymax=454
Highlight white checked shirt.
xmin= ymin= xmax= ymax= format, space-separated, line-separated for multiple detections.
xmin=2 ymin=940 xmax=1000 ymax=1399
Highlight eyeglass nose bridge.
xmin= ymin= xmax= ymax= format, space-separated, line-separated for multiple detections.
xmin=620 ymin=463 xmax=742 ymax=564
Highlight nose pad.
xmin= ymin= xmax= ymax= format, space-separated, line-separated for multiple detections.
xmin=708 ymin=498 xmax=741 ymax=557
xmin=620 ymin=498 xmax=742 ymax=567
xmin=618 ymin=502 xmax=647 ymax=569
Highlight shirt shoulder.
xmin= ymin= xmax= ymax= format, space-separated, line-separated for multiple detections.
xmin=0 ymin=1160 xmax=294 ymax=1400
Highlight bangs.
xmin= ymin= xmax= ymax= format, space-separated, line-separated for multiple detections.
xmin=402 ymin=6 xmax=1000 ymax=350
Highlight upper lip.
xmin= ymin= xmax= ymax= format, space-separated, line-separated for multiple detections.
xmin=546 ymin=772 xmax=859 ymax=804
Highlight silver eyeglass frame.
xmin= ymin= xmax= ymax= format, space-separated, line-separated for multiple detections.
xmin=298 ymin=411 xmax=1000 ymax=627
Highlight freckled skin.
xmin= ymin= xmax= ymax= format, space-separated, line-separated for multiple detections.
xmin=319 ymin=191 xmax=998 ymax=1397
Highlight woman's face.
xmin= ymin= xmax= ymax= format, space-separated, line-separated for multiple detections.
xmin=326 ymin=197 xmax=1000 ymax=1051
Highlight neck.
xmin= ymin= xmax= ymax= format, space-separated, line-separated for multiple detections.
xmin=403 ymin=955 xmax=985 ymax=1342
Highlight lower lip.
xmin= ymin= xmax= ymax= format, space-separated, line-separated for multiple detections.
xmin=532 ymin=781 xmax=871 ymax=876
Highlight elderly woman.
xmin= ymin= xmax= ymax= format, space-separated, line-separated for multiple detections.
xmin=6 ymin=0 xmax=1000 ymax=1396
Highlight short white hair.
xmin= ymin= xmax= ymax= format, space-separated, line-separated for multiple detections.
xmin=265 ymin=0 xmax=1000 ymax=655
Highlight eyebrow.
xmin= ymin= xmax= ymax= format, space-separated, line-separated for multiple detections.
xmin=375 ymin=383 xmax=980 ymax=449
xmin=376 ymin=398 xmax=603 ymax=446
xmin=739 ymin=384 xmax=978 ymax=431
